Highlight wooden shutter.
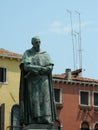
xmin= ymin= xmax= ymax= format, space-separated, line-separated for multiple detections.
xmin=0 ymin=104 xmax=5 ymax=130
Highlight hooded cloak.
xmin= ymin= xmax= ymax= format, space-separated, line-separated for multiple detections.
xmin=19 ymin=47 xmax=56 ymax=125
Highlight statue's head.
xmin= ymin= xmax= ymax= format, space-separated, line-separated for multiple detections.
xmin=31 ymin=36 xmax=41 ymax=52
xmin=31 ymin=36 xmax=41 ymax=45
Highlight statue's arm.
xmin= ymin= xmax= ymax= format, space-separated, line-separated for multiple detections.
xmin=24 ymin=63 xmax=53 ymax=75
xmin=24 ymin=63 xmax=41 ymax=73
xmin=40 ymin=64 xmax=53 ymax=74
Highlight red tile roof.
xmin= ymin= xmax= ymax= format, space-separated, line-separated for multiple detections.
xmin=53 ymin=69 xmax=98 ymax=83
xmin=0 ymin=48 xmax=22 ymax=59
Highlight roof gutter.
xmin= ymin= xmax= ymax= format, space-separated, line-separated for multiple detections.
xmin=53 ymin=78 xmax=98 ymax=87
xmin=0 ymin=54 xmax=22 ymax=60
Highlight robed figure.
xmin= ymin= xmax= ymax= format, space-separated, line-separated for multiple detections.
xmin=19 ymin=36 xmax=56 ymax=126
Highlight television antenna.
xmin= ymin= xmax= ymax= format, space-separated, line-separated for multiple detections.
xmin=66 ymin=10 xmax=82 ymax=72
xmin=75 ymin=10 xmax=82 ymax=69
xmin=67 ymin=9 xmax=75 ymax=70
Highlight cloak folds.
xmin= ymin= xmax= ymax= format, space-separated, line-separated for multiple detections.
xmin=19 ymin=49 xmax=57 ymax=125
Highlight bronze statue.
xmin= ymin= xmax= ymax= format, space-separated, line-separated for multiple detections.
xmin=19 ymin=36 xmax=56 ymax=126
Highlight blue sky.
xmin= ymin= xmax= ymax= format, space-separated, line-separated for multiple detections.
xmin=0 ymin=0 xmax=98 ymax=79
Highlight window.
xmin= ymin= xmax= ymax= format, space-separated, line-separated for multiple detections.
xmin=54 ymin=88 xmax=62 ymax=103
xmin=0 ymin=67 xmax=7 ymax=83
xmin=95 ymin=123 xmax=98 ymax=130
xmin=80 ymin=91 xmax=90 ymax=106
xmin=11 ymin=104 xmax=20 ymax=130
xmin=0 ymin=104 xmax=5 ymax=130
xmin=93 ymin=92 xmax=98 ymax=106
xmin=81 ymin=121 xmax=89 ymax=130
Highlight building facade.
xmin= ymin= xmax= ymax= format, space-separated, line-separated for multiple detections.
xmin=0 ymin=48 xmax=22 ymax=130
xmin=1 ymin=48 xmax=98 ymax=130
xmin=53 ymin=68 xmax=98 ymax=130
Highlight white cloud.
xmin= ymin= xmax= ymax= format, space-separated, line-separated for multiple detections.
xmin=50 ymin=21 xmax=62 ymax=28
xmin=48 ymin=20 xmax=94 ymax=35
xmin=49 ymin=21 xmax=71 ymax=35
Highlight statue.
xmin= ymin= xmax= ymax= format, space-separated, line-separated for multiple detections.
xmin=19 ymin=36 xmax=56 ymax=126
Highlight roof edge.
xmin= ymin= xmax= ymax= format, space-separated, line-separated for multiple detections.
xmin=53 ymin=78 xmax=98 ymax=86
xmin=0 ymin=54 xmax=22 ymax=59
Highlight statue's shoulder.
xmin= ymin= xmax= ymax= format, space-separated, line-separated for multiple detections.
xmin=23 ymin=48 xmax=33 ymax=55
xmin=25 ymin=48 xmax=32 ymax=53
xmin=40 ymin=49 xmax=48 ymax=54
xmin=40 ymin=50 xmax=52 ymax=59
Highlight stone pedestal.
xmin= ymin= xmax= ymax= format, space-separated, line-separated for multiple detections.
xmin=22 ymin=124 xmax=60 ymax=130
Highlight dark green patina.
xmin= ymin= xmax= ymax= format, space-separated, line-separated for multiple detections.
xmin=19 ymin=36 xmax=56 ymax=126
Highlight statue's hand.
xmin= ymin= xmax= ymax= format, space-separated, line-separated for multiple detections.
xmin=40 ymin=66 xmax=52 ymax=74
xmin=32 ymin=70 xmax=39 ymax=75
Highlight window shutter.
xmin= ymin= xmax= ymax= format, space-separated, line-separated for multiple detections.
xmin=0 ymin=67 xmax=7 ymax=82
xmin=0 ymin=104 xmax=5 ymax=130
xmin=3 ymin=68 xmax=6 ymax=82
xmin=80 ymin=91 xmax=88 ymax=105
xmin=94 ymin=93 xmax=98 ymax=106
xmin=54 ymin=88 xmax=60 ymax=103
xmin=0 ymin=68 xmax=3 ymax=82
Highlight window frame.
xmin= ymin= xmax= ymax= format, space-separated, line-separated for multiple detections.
xmin=93 ymin=91 xmax=98 ymax=107
xmin=0 ymin=66 xmax=8 ymax=84
xmin=54 ymin=87 xmax=62 ymax=104
xmin=79 ymin=90 xmax=90 ymax=106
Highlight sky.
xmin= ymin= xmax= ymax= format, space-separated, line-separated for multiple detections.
xmin=0 ymin=0 xmax=98 ymax=79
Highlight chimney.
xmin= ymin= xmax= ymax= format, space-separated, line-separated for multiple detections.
xmin=66 ymin=68 xmax=71 ymax=80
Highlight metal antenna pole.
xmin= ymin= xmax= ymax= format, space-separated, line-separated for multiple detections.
xmin=74 ymin=31 xmax=80 ymax=69
xmin=73 ymin=33 xmax=77 ymax=70
xmin=67 ymin=9 xmax=75 ymax=70
xmin=75 ymin=10 xmax=82 ymax=69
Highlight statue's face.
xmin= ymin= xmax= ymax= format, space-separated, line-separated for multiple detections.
xmin=33 ymin=40 xmax=41 ymax=52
